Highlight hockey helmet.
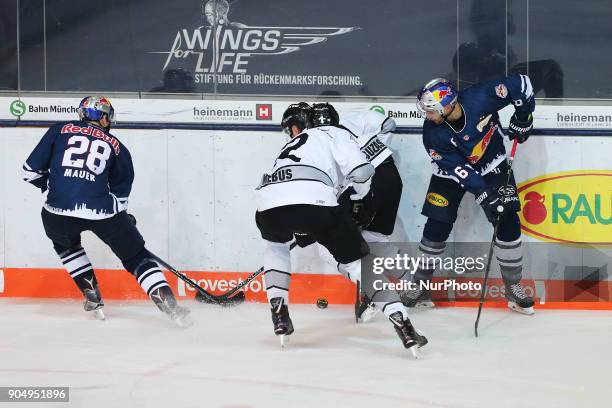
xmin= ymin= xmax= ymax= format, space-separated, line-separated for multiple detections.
xmin=281 ymin=102 xmax=312 ymax=135
xmin=78 ymin=96 xmax=115 ymax=123
xmin=416 ymin=79 xmax=458 ymax=115
xmin=311 ymin=103 xmax=339 ymax=127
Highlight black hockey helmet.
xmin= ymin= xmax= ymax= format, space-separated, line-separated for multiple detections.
xmin=281 ymin=102 xmax=312 ymax=135
xmin=311 ymin=103 xmax=339 ymax=127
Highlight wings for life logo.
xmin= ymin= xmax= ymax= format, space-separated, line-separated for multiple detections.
xmin=518 ymin=170 xmax=612 ymax=245
xmin=151 ymin=0 xmax=361 ymax=88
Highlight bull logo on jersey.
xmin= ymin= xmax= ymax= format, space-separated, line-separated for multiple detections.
xmin=428 ymin=149 xmax=442 ymax=161
xmin=467 ymin=124 xmax=497 ymax=164
xmin=495 ymin=84 xmax=508 ymax=98
xmin=151 ymin=0 xmax=359 ymax=85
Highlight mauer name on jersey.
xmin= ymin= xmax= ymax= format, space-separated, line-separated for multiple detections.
xmin=61 ymin=124 xmax=121 ymax=155
xmin=64 ymin=168 xmax=96 ymax=182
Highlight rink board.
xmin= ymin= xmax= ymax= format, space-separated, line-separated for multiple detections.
xmin=1 ymin=268 xmax=611 ymax=309
xmin=0 ymin=125 xmax=611 ymax=307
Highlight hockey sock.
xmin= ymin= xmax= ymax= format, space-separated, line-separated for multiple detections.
xmin=264 ymin=240 xmax=292 ymax=304
xmin=386 ymin=237 xmax=444 ymax=284
xmin=378 ymin=301 xmax=408 ymax=320
xmin=494 ymin=238 xmax=523 ymax=284
xmin=59 ymin=246 xmax=99 ymax=295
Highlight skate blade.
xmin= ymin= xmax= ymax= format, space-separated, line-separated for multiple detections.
xmin=279 ymin=334 xmax=290 ymax=348
xmin=358 ymin=305 xmax=380 ymax=323
xmin=92 ymin=309 xmax=106 ymax=321
xmin=171 ymin=308 xmax=193 ymax=328
xmin=414 ymin=300 xmax=435 ymax=309
xmin=508 ymin=302 xmax=535 ymax=315
xmin=407 ymin=344 xmax=423 ymax=359
xmin=173 ymin=314 xmax=194 ymax=328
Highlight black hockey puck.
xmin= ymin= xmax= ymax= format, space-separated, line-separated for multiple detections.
xmin=316 ymin=298 xmax=328 ymax=309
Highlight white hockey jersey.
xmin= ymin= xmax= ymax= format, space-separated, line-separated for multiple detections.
xmin=340 ymin=110 xmax=395 ymax=168
xmin=255 ymin=126 xmax=374 ymax=211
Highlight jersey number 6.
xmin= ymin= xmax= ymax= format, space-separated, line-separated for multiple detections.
xmin=454 ymin=166 xmax=469 ymax=179
xmin=62 ymin=135 xmax=112 ymax=175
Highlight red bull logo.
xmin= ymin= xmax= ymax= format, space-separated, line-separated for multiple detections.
xmin=432 ymin=88 xmax=450 ymax=102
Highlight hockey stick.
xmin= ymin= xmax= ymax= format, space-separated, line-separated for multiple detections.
xmin=474 ymin=139 xmax=519 ymax=337
xmin=148 ymin=255 xmax=244 ymax=306
xmin=194 ymin=241 xmax=298 ymax=304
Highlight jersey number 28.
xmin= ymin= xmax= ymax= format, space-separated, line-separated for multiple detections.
xmin=62 ymin=135 xmax=112 ymax=175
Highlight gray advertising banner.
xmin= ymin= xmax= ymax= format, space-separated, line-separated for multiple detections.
xmin=2 ymin=0 xmax=612 ymax=97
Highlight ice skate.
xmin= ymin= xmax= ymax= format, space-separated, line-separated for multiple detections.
xmin=388 ymin=312 xmax=428 ymax=359
xmin=505 ymin=282 xmax=535 ymax=315
xmin=399 ymin=284 xmax=435 ymax=309
xmin=150 ymin=286 xmax=193 ymax=328
xmin=270 ymin=297 xmax=294 ymax=348
xmin=83 ymin=287 xmax=105 ymax=321
xmin=356 ymin=293 xmax=380 ymax=323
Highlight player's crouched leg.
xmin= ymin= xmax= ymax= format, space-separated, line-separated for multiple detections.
xmin=121 ymin=247 xmax=192 ymax=327
xmin=495 ymin=212 xmax=535 ymax=315
xmin=41 ymin=209 xmax=106 ymax=319
xmin=315 ymin=210 xmax=427 ymax=354
xmin=92 ymin=212 xmax=191 ymax=327
xmin=57 ymin=244 xmax=106 ymax=320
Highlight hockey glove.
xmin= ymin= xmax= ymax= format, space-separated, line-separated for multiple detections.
xmin=508 ymin=112 xmax=533 ymax=143
xmin=294 ymin=233 xmax=316 ymax=248
xmin=351 ymin=191 xmax=376 ymax=228
xmin=497 ymin=184 xmax=521 ymax=213
xmin=349 ymin=177 xmax=372 ymax=200
xmin=475 ymin=186 xmax=505 ymax=224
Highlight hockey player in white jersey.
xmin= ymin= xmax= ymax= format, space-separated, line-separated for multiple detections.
xmin=255 ymin=103 xmax=427 ymax=355
xmin=301 ymin=103 xmax=404 ymax=321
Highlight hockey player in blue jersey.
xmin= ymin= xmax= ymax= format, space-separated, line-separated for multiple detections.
xmin=22 ymin=96 xmax=191 ymax=326
xmin=404 ymin=74 xmax=536 ymax=315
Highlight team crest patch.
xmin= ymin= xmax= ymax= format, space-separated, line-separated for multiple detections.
xmin=495 ymin=84 xmax=508 ymax=98
xmin=463 ymin=135 xmax=470 ymax=141
xmin=428 ymin=149 xmax=442 ymax=160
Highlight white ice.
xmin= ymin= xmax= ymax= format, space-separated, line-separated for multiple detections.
xmin=0 ymin=299 xmax=609 ymax=408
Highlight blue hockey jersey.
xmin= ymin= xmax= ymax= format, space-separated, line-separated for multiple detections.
xmin=22 ymin=121 xmax=134 ymax=220
xmin=422 ymin=73 xmax=535 ymax=194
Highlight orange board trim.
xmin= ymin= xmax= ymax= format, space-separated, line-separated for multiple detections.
xmin=0 ymin=268 xmax=611 ymax=310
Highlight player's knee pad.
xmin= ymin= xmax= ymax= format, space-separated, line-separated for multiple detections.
xmin=121 ymin=247 xmax=154 ymax=273
xmin=54 ymin=242 xmax=81 ymax=257
xmin=122 ymin=247 xmax=169 ymax=296
xmin=496 ymin=212 xmax=521 ymax=242
xmin=422 ymin=218 xmax=453 ymax=243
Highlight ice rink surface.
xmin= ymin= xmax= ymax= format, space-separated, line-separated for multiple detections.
xmin=0 ymin=299 xmax=609 ymax=408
